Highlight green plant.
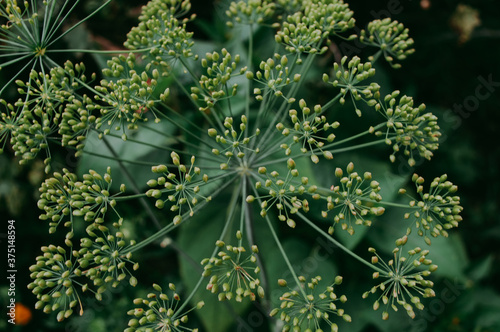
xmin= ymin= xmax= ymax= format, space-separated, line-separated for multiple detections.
xmin=0 ymin=0 xmax=464 ymax=331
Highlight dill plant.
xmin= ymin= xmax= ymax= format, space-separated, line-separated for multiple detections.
xmin=0 ymin=0 xmax=464 ymax=331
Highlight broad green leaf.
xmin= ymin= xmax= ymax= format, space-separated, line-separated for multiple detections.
xmin=468 ymin=255 xmax=493 ymax=282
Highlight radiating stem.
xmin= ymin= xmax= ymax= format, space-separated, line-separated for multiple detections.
xmin=101 ymin=136 xmax=162 ymax=229
xmin=175 ymin=178 xmax=242 ymax=314
xmin=243 ymin=174 xmax=270 ymax=309
xmin=125 ymin=174 xmax=237 ymax=254
xmin=290 ymin=207 xmax=385 ymax=274
xmin=256 ymin=139 xmax=387 ymax=167
xmin=320 ymin=123 xmax=386 ymax=150
xmin=321 ymin=93 xmax=342 ymax=112
xmin=244 ymin=24 xmax=254 ymax=138
xmin=249 ymin=50 xmax=319 ymax=165
xmin=46 ymin=0 xmax=113 ymax=48
xmin=45 ymin=47 xmax=155 ymax=54
xmin=249 ymin=184 xmax=308 ymax=299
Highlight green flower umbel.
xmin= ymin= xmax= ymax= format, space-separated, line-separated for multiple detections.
xmin=321 ymin=162 xmax=384 ymax=235
xmin=271 ymin=275 xmax=351 ymax=332
xmin=360 ymin=18 xmax=415 ymax=68
xmin=402 ymin=173 xmax=463 ymax=244
xmin=126 ymin=283 xmax=204 ymax=332
xmin=147 ymin=152 xmax=211 ymax=224
xmin=201 ymin=232 xmax=264 ymax=302
xmin=363 ymin=236 xmax=437 ymax=320
xmin=28 ymin=245 xmax=84 ymax=322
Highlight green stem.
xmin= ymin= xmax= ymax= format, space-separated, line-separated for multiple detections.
xmin=46 ymin=0 xmax=113 ymax=49
xmin=178 ymin=57 xmax=202 ymax=86
xmin=252 ymin=134 xmax=290 ymax=163
xmin=321 ymin=92 xmax=343 ymax=112
xmin=43 ymin=0 xmax=77 ymax=44
xmin=175 ymin=274 xmax=205 ymax=315
xmin=320 ymin=138 xmax=387 ymax=155
xmin=243 ymin=174 xmax=269 ymax=309
xmin=92 ymin=130 xmax=169 ymax=152
xmin=249 ymin=51 xmax=319 ymax=165
xmin=291 ymin=207 xmax=385 ymax=274
xmin=245 ymin=24 xmax=253 ymax=138
xmin=157 ymin=101 xmax=207 ymax=135
xmin=256 ymin=139 xmax=387 ymax=167
xmin=95 ymin=130 xmax=220 ymax=165
xmin=101 ymin=136 xmax=162 ymax=229
xmin=0 ymin=52 xmax=31 ymax=67
xmin=370 ymin=50 xmax=383 ymax=64
xmin=249 ymin=184 xmax=308 ymax=299
xmin=176 ymin=178 xmax=242 ymax=314
xmin=125 ymin=174 xmax=237 ymax=254
xmin=45 ymin=47 xmax=155 ymax=54
xmin=376 ymin=201 xmax=413 ymax=209
xmin=0 ymin=56 xmax=35 ymax=95
xmin=249 ymin=92 xmax=268 ymax=150
xmin=82 ymin=149 xmax=162 ymax=167
xmin=320 ymin=123 xmax=386 ymax=150
xmin=169 ymin=72 xmax=222 ymax=131
xmin=114 ymin=193 xmax=148 ymax=201
xmin=141 ymin=122 xmax=216 ymax=154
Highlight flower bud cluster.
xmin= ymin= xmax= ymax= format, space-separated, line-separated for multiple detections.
xmin=29 ymin=239 xmax=138 ymax=322
xmin=321 ymin=162 xmax=384 ymax=235
xmin=251 ymin=54 xmax=299 ymax=103
xmin=275 ymin=0 xmax=303 ymax=17
xmin=124 ymin=0 xmax=196 ymax=64
xmin=0 ymin=100 xmax=22 ymax=154
xmin=147 ymin=152 xmax=211 ymax=224
xmin=191 ymin=49 xmax=247 ymax=111
xmin=302 ymin=0 xmax=355 ymax=35
xmin=28 ymin=245 xmax=83 ymax=322
xmin=59 ymin=95 xmax=96 ymax=156
xmin=270 ymin=275 xmax=350 ymax=332
xmin=403 ymin=173 xmax=462 ymax=244
xmin=1 ymin=61 xmax=94 ymax=172
xmin=275 ymin=0 xmax=354 ymax=56
xmin=201 ymin=232 xmax=264 ymax=302
xmin=363 ymin=237 xmax=437 ymax=320
xmin=208 ymin=115 xmax=260 ymax=169
xmin=225 ymin=0 xmax=276 ymax=27
xmin=372 ymin=91 xmax=441 ymax=166
xmin=247 ymin=162 xmax=308 ymax=228
xmin=38 ymin=167 xmax=125 ymax=234
xmin=0 ymin=1 xmax=37 ymax=33
xmin=323 ymin=55 xmax=380 ymax=117
xmin=360 ymin=18 xmax=415 ymax=68
xmin=49 ymin=60 xmax=93 ymax=92
xmin=126 ymin=283 xmax=204 ymax=332
xmin=16 ymin=62 xmax=89 ymax=113
xmin=275 ymin=16 xmax=326 ymax=56
xmin=276 ymin=99 xmax=339 ymax=163
xmin=10 ymin=67 xmax=78 ymax=171
xmin=10 ymin=106 xmax=57 ymax=172
xmin=31 ymin=191 xmax=137 ymax=322
xmin=79 ymin=229 xmax=138 ymax=289
xmin=95 ymin=53 xmax=168 ymax=140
